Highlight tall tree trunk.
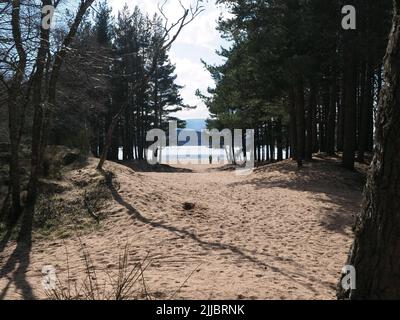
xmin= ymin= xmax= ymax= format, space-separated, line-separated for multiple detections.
xmin=27 ymin=0 xmax=51 ymax=204
xmin=261 ymin=125 xmax=265 ymax=161
xmin=268 ymin=122 xmax=273 ymax=161
xmin=305 ymin=81 xmax=313 ymax=160
xmin=285 ymin=125 xmax=290 ymax=159
xmin=338 ymin=0 xmax=400 ymax=299
xmin=309 ymin=80 xmax=318 ymax=154
xmin=295 ymin=80 xmax=305 ymax=167
xmin=319 ymin=88 xmax=329 ymax=153
xmin=255 ymin=128 xmax=260 ymax=162
xmin=265 ymin=123 xmax=269 ymax=161
xmin=7 ymin=0 xmax=27 ymax=219
xmin=123 ymin=106 xmax=130 ymax=160
xmin=8 ymin=97 xmax=22 ymax=220
xmin=276 ymin=118 xmax=283 ymax=162
xmin=288 ymin=90 xmax=297 ymax=161
xmin=99 ymin=121 xmax=104 ymax=157
xmin=326 ymin=79 xmax=337 ymax=155
xmin=337 ymin=80 xmax=345 ymax=152
xmin=357 ymin=60 xmax=373 ymax=163
xmin=342 ymin=26 xmax=358 ymax=170
xmin=366 ymin=68 xmax=375 ymax=152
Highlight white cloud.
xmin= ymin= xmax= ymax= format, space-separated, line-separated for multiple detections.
xmin=108 ymin=0 xmax=229 ymax=120
xmin=172 ymin=57 xmax=211 ymax=118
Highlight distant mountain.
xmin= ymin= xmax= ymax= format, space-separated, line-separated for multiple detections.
xmin=184 ymin=119 xmax=207 ymax=131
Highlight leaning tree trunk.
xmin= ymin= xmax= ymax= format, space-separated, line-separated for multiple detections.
xmin=338 ymin=0 xmax=400 ymax=299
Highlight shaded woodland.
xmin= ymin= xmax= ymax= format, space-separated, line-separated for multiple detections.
xmin=199 ymin=0 xmax=392 ymax=167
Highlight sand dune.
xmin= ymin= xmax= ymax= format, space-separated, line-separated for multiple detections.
xmin=0 ymin=156 xmax=366 ymax=300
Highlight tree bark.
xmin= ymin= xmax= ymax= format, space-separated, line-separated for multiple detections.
xmin=7 ymin=0 xmax=27 ymax=219
xmin=307 ymin=80 xmax=318 ymax=156
xmin=305 ymin=83 xmax=313 ymax=160
xmin=326 ymin=79 xmax=337 ymax=155
xmin=276 ymin=118 xmax=283 ymax=162
xmin=319 ymin=87 xmax=329 ymax=153
xmin=27 ymin=0 xmax=52 ymax=203
xmin=357 ymin=60 xmax=373 ymax=163
xmin=288 ymin=90 xmax=297 ymax=161
xmin=342 ymin=26 xmax=358 ymax=170
xmin=338 ymin=0 xmax=400 ymax=299
xmin=295 ymin=80 xmax=305 ymax=167
xmin=337 ymin=80 xmax=345 ymax=152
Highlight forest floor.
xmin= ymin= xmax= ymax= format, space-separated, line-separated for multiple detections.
xmin=0 ymin=155 xmax=367 ymax=300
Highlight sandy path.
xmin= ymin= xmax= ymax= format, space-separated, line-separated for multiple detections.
xmin=0 ymin=157 xmax=364 ymax=300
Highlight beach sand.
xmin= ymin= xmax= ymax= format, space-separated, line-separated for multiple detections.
xmin=0 ymin=155 xmax=366 ymax=300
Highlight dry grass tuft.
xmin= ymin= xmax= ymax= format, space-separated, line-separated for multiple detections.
xmin=44 ymin=242 xmax=152 ymax=300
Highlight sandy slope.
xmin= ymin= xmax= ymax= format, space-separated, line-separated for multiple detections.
xmin=0 ymin=156 xmax=366 ymax=300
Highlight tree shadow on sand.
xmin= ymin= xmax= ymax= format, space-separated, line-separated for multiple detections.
xmin=116 ymin=160 xmax=193 ymax=173
xmin=0 ymin=206 xmax=35 ymax=300
xmin=228 ymin=156 xmax=366 ymax=235
xmin=102 ymin=169 xmax=337 ymax=294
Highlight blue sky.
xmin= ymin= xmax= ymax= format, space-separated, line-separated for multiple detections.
xmin=108 ymin=0 xmax=229 ymax=120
